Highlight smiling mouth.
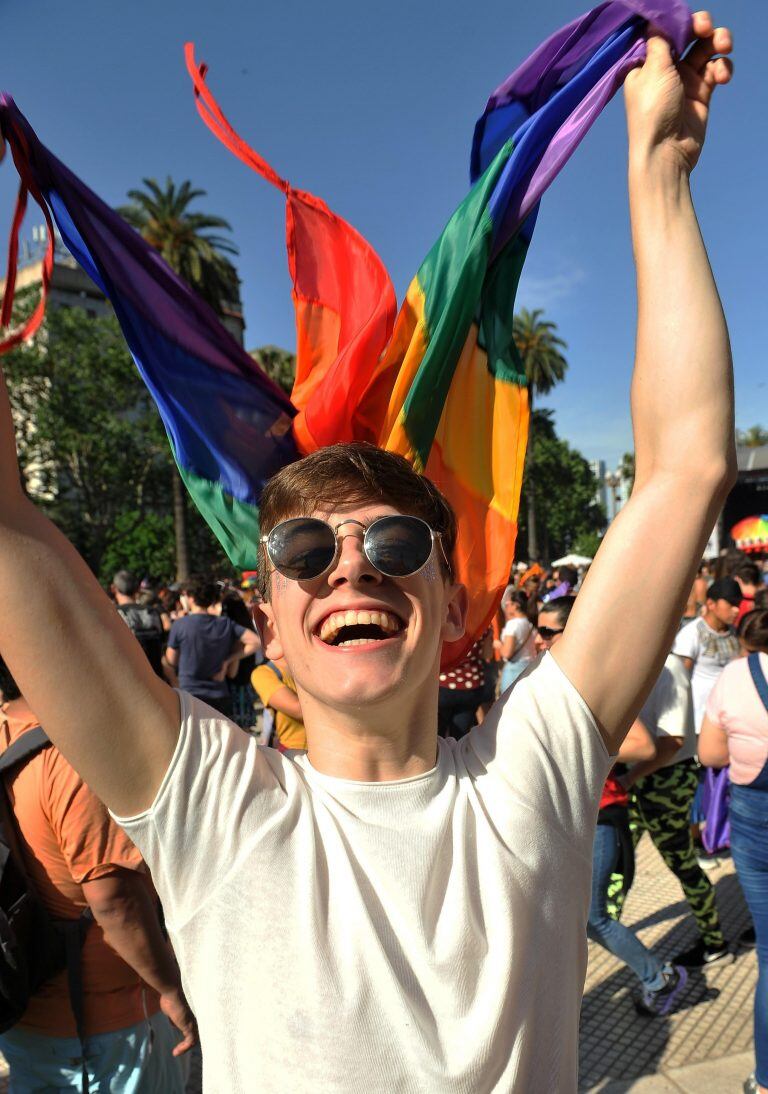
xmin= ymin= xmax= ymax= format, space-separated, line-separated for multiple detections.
xmin=317 ymin=610 xmax=405 ymax=647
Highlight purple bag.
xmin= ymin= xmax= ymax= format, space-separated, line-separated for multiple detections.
xmin=701 ymin=766 xmax=731 ymax=854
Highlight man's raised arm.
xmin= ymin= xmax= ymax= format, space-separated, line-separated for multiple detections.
xmin=0 ymin=364 xmax=179 ymax=815
xmin=552 ymin=12 xmax=736 ymax=752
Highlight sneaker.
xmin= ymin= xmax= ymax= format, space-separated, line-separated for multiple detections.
xmin=743 ymin=1074 xmax=758 ymax=1093
xmin=673 ymin=939 xmax=732 ymax=968
xmin=740 ymin=926 xmax=757 ymax=949
xmin=696 ymin=852 xmax=720 ymax=871
xmin=634 ymin=965 xmax=688 ymax=1016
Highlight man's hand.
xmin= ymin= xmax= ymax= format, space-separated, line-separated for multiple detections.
xmin=160 ymin=987 xmax=198 ymax=1056
xmin=625 ymin=11 xmax=733 ymax=174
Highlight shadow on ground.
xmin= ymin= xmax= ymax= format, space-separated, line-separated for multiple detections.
xmin=579 ymin=871 xmax=751 ymax=1091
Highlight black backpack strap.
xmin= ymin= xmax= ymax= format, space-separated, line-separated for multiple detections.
xmin=265 ymin=660 xmax=284 ymax=685
xmin=62 ymin=913 xmax=94 ymax=1094
xmin=749 ymin=653 xmax=768 ymax=713
xmin=0 ymin=727 xmax=50 ymax=774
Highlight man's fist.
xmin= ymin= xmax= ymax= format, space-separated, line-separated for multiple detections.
xmin=624 ymin=10 xmax=733 ymax=174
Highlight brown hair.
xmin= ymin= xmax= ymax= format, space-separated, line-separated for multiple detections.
xmin=258 ymin=442 xmax=457 ymax=597
xmin=738 ymin=609 xmax=768 ymax=654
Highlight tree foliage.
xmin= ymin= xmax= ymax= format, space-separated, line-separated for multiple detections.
xmin=251 ymin=345 xmax=297 ymax=396
xmin=512 ymin=309 xmax=569 ymax=560
xmin=513 ymin=309 xmax=568 ymax=398
xmin=737 ymin=425 xmax=768 ymax=448
xmin=118 ymin=177 xmax=240 ymax=315
xmin=518 ymin=411 xmax=604 ymax=562
xmin=119 ymin=176 xmax=241 ymax=579
xmin=4 ymin=300 xmax=234 ymax=582
xmin=620 ymin=451 xmax=636 ymax=494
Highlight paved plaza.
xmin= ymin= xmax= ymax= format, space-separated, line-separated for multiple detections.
xmin=581 ymin=832 xmax=756 ymax=1092
xmin=0 ymin=833 xmax=758 ymax=1092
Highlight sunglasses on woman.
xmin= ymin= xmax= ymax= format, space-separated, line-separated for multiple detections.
xmin=261 ymin=515 xmax=451 ymax=583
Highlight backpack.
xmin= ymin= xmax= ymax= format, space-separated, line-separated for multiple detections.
xmin=117 ymin=603 xmax=165 ymax=677
xmin=0 ymin=727 xmax=93 ymax=1089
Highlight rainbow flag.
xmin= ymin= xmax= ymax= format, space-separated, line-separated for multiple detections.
xmin=187 ymin=0 xmax=690 ymax=663
xmin=0 ymin=94 xmax=298 ymax=569
xmin=0 ymin=0 xmax=691 ymax=665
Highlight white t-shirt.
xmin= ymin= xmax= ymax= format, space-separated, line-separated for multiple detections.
xmin=114 ymin=654 xmax=610 ymax=1093
xmin=639 ymin=655 xmax=697 ymax=765
xmin=501 ymin=617 xmax=536 ymax=664
xmin=672 ymin=618 xmax=740 ymax=732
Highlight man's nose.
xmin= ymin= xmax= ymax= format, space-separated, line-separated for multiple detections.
xmin=325 ymin=531 xmax=382 ymax=587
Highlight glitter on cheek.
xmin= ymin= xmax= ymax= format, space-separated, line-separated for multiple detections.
xmin=421 ymin=558 xmax=438 ymax=583
xmin=272 ymin=572 xmax=289 ymax=596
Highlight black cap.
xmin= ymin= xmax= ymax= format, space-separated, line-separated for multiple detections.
xmin=707 ymin=577 xmax=742 ymax=607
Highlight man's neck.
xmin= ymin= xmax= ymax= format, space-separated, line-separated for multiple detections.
xmin=703 ymin=611 xmax=729 ymax=634
xmin=190 ymin=605 xmax=211 ymax=615
xmin=114 ymin=592 xmax=134 ymax=606
xmin=300 ymin=691 xmax=440 ymax=782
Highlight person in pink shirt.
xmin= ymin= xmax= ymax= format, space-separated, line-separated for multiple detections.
xmin=699 ymin=610 xmax=768 ymax=1094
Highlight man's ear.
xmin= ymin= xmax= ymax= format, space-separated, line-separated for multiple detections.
xmin=254 ymin=600 xmax=285 ymax=662
xmin=442 ymin=582 xmax=468 ymax=643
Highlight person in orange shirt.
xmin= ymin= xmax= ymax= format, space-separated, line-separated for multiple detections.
xmin=0 ymin=657 xmax=196 ymax=1091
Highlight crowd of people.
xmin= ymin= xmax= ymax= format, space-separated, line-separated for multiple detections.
xmin=3 ymin=546 xmax=766 ymax=1089
xmin=0 ymin=8 xmax=746 ymax=1092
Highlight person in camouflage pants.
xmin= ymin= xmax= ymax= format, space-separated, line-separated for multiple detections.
xmin=607 ymin=655 xmax=727 ymax=967
xmin=628 ymin=759 xmax=725 ymax=951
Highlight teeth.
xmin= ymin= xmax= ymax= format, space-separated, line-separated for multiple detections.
xmin=317 ymin=609 xmax=403 ymax=644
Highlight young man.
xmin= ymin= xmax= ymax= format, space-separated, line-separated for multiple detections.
xmin=533 ymin=598 xmax=690 ymax=1015
xmin=165 ymin=578 xmax=261 ymax=717
xmin=673 ymin=576 xmax=741 ymax=732
xmin=112 ymin=569 xmax=167 ymax=678
xmin=620 ymin=654 xmax=728 ymax=967
xmin=0 ymin=14 xmax=735 ymax=1092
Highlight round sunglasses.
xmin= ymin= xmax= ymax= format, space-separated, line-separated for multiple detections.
xmin=261 ymin=515 xmax=451 ymax=582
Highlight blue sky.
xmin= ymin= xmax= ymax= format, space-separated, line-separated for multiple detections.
xmin=0 ymin=0 xmax=761 ymax=468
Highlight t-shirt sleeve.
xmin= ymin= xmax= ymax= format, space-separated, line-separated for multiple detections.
xmin=705 ymin=669 xmax=727 ymax=727
xmin=465 ymin=653 xmax=611 ymax=861
xmin=167 ymin=620 xmax=181 ymax=650
xmin=672 ymin=623 xmax=698 ymax=661
xmin=501 ymin=619 xmax=527 ymax=645
xmin=110 ymin=692 xmax=289 ymax=930
xmin=654 ymin=667 xmax=688 ymax=739
xmin=45 ymin=752 xmax=145 ymax=884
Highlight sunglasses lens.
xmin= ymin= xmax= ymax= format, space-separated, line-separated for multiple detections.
xmin=366 ymin=516 xmax=433 ymax=577
xmin=266 ymin=518 xmax=337 ymax=580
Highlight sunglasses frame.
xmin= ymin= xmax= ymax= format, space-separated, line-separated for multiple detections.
xmin=261 ymin=514 xmax=452 ymax=583
xmin=537 ymin=625 xmax=564 ymax=641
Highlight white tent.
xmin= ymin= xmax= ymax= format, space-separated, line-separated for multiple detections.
xmin=551 ymin=553 xmax=593 ymax=568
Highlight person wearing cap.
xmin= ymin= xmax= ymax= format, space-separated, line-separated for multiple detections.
xmin=673 ymin=577 xmax=741 ymax=735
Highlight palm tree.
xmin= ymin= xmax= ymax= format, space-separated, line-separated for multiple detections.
xmin=119 ymin=178 xmax=240 ymax=581
xmin=513 ymin=308 xmax=568 ymax=560
xmin=250 ymin=345 xmax=297 ymax=396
